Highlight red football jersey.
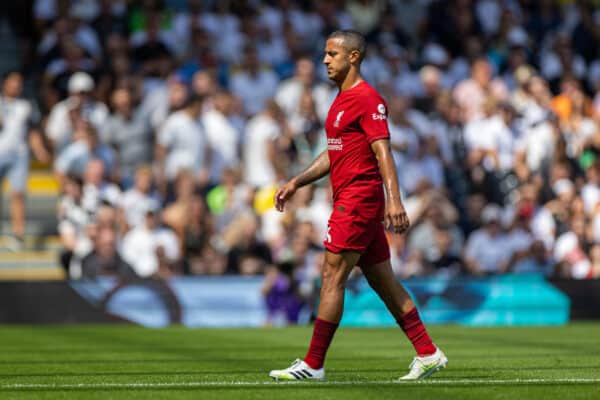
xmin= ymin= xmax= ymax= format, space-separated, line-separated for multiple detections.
xmin=325 ymin=81 xmax=390 ymax=220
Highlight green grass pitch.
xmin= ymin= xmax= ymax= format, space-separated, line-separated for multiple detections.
xmin=1 ymin=324 xmax=599 ymax=399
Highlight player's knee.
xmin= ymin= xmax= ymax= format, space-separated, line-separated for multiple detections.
xmin=11 ymin=191 xmax=24 ymax=200
xmin=321 ymin=264 xmax=347 ymax=292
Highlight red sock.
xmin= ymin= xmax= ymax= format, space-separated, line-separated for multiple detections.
xmin=304 ymin=318 xmax=339 ymax=369
xmin=396 ymin=307 xmax=437 ymax=356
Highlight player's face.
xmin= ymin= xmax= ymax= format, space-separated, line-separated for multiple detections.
xmin=323 ymin=38 xmax=351 ymax=83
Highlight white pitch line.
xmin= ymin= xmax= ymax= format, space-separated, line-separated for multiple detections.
xmin=3 ymin=378 xmax=600 ymax=390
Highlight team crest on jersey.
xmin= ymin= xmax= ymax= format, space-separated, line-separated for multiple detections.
xmin=334 ymin=110 xmax=344 ymax=127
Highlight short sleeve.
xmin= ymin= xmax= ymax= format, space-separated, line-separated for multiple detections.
xmin=359 ymin=94 xmax=390 ymax=143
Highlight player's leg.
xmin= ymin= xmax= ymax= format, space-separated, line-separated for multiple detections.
xmin=6 ymin=153 xmax=28 ymax=250
xmin=360 ymin=259 xmax=447 ymax=380
xmin=358 ymin=224 xmax=447 ymax=379
xmin=10 ymin=191 xmax=26 ymax=240
xmin=314 ymin=250 xmax=361 ymax=322
xmin=305 ymin=250 xmax=360 ymax=364
xmin=269 ymin=250 xmax=360 ymax=380
xmin=360 ymin=259 xmax=435 ymax=353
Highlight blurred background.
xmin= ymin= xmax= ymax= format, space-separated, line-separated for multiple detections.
xmin=0 ymin=0 xmax=599 ymax=327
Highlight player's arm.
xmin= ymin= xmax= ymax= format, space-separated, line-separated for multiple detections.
xmin=274 ymin=150 xmax=330 ymax=212
xmin=370 ymin=139 xmax=410 ymax=234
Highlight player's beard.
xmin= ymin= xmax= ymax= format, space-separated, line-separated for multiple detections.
xmin=328 ymin=65 xmax=349 ymax=85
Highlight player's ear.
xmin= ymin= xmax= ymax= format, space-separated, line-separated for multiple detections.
xmin=349 ymin=49 xmax=361 ymax=64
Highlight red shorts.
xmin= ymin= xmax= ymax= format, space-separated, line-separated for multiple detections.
xmin=323 ymin=205 xmax=390 ymax=266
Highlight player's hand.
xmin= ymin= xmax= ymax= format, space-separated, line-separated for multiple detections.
xmin=385 ymin=202 xmax=410 ymax=234
xmin=274 ymin=180 xmax=298 ymax=212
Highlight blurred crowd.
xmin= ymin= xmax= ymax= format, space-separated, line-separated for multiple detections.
xmin=1 ymin=0 xmax=600 ymax=319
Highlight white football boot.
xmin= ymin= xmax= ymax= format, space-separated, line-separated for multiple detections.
xmin=398 ymin=348 xmax=448 ymax=380
xmin=269 ymin=359 xmax=325 ymax=381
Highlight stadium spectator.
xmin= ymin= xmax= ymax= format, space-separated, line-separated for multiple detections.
xmin=503 ymin=203 xmax=536 ymax=266
xmin=121 ymin=205 xmax=181 ymax=279
xmin=103 ymin=86 xmax=153 ymax=186
xmin=518 ymin=183 xmax=557 ymax=250
xmin=81 ymin=220 xmax=136 ymax=280
xmin=464 ymin=204 xmax=512 ymax=275
xmin=243 ymin=100 xmax=290 ymax=188
xmin=46 ymin=72 xmax=108 ymax=153
xmin=120 ymin=165 xmax=161 ymax=230
xmin=553 ymin=227 xmax=593 ymax=279
xmin=222 ymin=211 xmax=273 ymax=275
xmin=206 ymin=167 xmax=254 ymax=232
xmin=80 ymin=159 xmax=121 ymax=218
xmin=513 ymin=76 xmax=556 ymax=180
xmin=0 ymin=71 xmax=46 ymax=250
xmin=230 ymin=45 xmax=279 ymax=116
xmin=57 ymin=174 xmax=93 ymax=278
xmin=156 ymin=93 xmax=208 ymax=188
xmin=181 ymin=193 xmax=223 ymax=275
xmin=201 ymin=91 xmax=241 ymax=185
xmin=130 ymin=8 xmax=178 ymax=70
xmin=453 ymin=57 xmax=507 ymax=123
xmin=407 ymin=196 xmax=464 ymax=275
xmin=53 ymin=120 xmax=116 ymax=181
xmin=509 ymin=239 xmax=554 ymax=275
xmin=144 ymin=73 xmax=189 ymax=131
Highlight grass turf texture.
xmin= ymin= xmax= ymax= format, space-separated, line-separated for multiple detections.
xmin=1 ymin=324 xmax=599 ymax=399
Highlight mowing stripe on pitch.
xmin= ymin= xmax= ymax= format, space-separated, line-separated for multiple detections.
xmin=3 ymin=378 xmax=600 ymax=389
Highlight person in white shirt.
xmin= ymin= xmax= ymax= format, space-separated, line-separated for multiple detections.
xmin=243 ymin=101 xmax=285 ymax=188
xmin=156 ymin=93 xmax=209 ymax=186
xmin=57 ymin=173 xmax=93 ymax=277
xmin=452 ymin=58 xmax=508 ymax=123
xmin=230 ymin=45 xmax=279 ymax=116
xmin=464 ymin=100 xmax=519 ymax=174
xmin=464 ymin=204 xmax=512 ymax=275
xmin=0 ymin=71 xmax=48 ymax=248
xmin=80 ymin=159 xmax=121 ymax=217
xmin=119 ymin=165 xmax=160 ymax=229
xmin=121 ymin=206 xmax=181 ymax=279
xmin=513 ymin=76 xmax=555 ymax=179
xmin=201 ymin=91 xmax=240 ymax=185
xmin=581 ymin=164 xmax=600 ymax=216
xmin=519 ymin=183 xmax=556 ymax=250
xmin=46 ymin=72 xmax=109 ymax=153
